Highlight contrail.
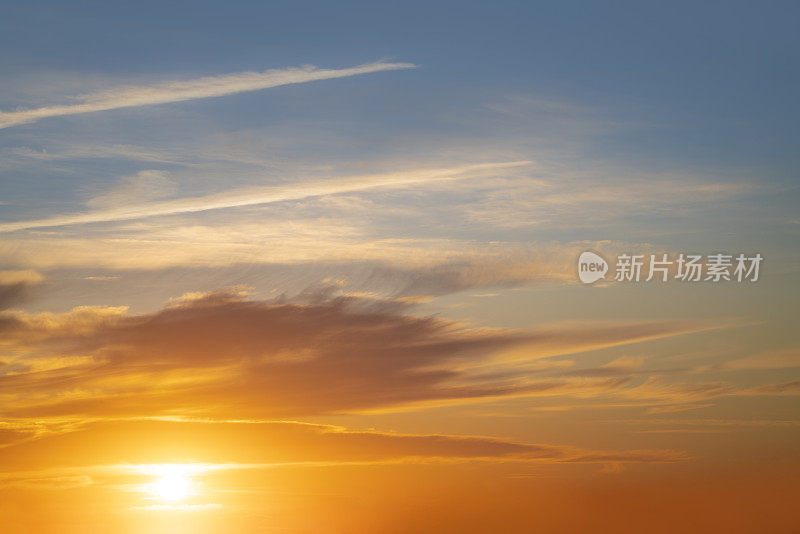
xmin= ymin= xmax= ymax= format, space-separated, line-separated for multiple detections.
xmin=0 ymin=161 xmax=532 ymax=232
xmin=0 ymin=61 xmax=416 ymax=130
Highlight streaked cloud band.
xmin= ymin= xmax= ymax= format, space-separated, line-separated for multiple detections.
xmin=0 ymin=161 xmax=531 ymax=232
xmin=0 ymin=61 xmax=416 ymax=130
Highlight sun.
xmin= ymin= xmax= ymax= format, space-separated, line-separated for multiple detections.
xmin=133 ymin=463 xmax=212 ymax=504
xmin=154 ymin=472 xmax=191 ymax=502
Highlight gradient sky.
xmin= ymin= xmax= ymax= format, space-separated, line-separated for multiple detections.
xmin=1 ymin=1 xmax=799 ymax=533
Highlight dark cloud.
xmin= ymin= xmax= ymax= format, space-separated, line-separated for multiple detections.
xmin=0 ymin=288 xmax=715 ymax=418
xmin=0 ymin=270 xmax=42 ymax=310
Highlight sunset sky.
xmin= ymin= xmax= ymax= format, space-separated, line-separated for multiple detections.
xmin=1 ymin=1 xmax=799 ymax=532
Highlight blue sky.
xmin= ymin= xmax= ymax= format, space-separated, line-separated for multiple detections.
xmin=1 ymin=1 xmax=798 ymax=312
xmin=2 ymin=0 xmax=799 ymax=170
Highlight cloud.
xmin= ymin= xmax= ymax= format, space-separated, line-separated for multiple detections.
xmin=615 ymin=376 xmax=800 ymax=406
xmin=128 ymin=503 xmax=222 ymax=511
xmin=0 ymin=230 xmax=640 ymax=303
xmin=0 ymin=419 xmax=688 ymax=474
xmin=87 ymin=170 xmax=176 ymax=209
xmin=742 ymin=381 xmax=800 ymax=396
xmin=0 ymin=226 xmax=582 ymax=284
xmin=369 ymin=250 xmax=577 ymax=296
xmin=722 ymin=348 xmax=800 ymax=370
xmin=0 ymin=288 xmax=711 ymax=418
xmin=0 ymin=270 xmax=43 ymax=310
xmin=0 ymin=61 xmax=415 ymax=130
xmin=644 ymin=403 xmax=715 ymax=414
xmin=0 ymin=473 xmax=92 ymax=490
xmin=618 ymin=377 xmax=737 ymax=403
xmin=464 ymin=174 xmax=748 ymax=229
xmin=561 ymin=356 xmax=645 ymax=377
xmin=0 ymin=161 xmax=530 ymax=232
xmin=606 ymin=418 xmax=800 ymax=429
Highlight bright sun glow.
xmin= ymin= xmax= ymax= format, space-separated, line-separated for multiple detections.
xmin=128 ymin=463 xmax=223 ymax=506
xmin=155 ymin=473 xmax=191 ymax=501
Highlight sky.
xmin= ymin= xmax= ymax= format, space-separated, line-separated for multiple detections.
xmin=0 ymin=1 xmax=799 ymax=532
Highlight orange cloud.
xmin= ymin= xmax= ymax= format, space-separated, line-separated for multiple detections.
xmin=0 ymin=419 xmax=688 ymax=475
xmin=0 ymin=289 xmax=716 ymax=418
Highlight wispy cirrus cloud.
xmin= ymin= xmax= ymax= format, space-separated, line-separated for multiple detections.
xmin=0 ymin=419 xmax=689 ymax=475
xmin=0 ymin=161 xmax=530 ymax=233
xmin=721 ymin=348 xmax=800 ymax=370
xmin=0 ymin=61 xmax=415 ymax=130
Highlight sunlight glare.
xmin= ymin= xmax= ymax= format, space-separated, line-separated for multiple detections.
xmin=152 ymin=470 xmax=192 ymax=502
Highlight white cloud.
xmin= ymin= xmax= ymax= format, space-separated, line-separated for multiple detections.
xmin=0 ymin=161 xmax=530 ymax=232
xmin=0 ymin=61 xmax=416 ymax=130
xmin=88 ymin=170 xmax=176 ymax=208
